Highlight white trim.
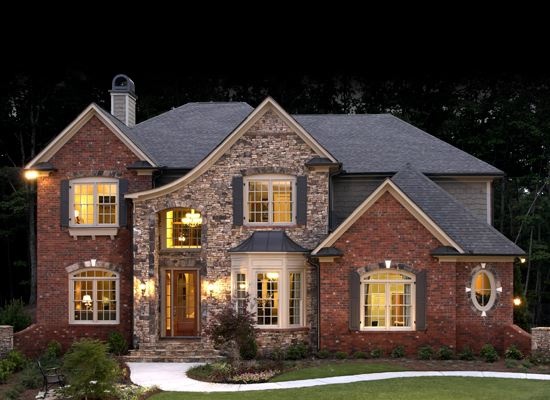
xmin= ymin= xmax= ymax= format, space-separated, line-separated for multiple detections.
xmin=125 ymin=95 xmax=129 ymax=126
xmin=312 ymin=179 xmax=463 ymax=255
xmin=69 ymin=177 xmax=119 ymax=228
xmin=126 ymin=97 xmax=337 ymax=201
xmin=68 ymin=227 xmax=118 ymax=240
xmin=359 ymin=270 xmax=415 ymax=331
xmin=69 ymin=268 xmax=120 ymax=325
xmin=486 ymin=181 xmax=492 ymax=225
xmin=25 ymin=103 xmax=155 ymax=168
xmin=471 ymin=269 xmax=497 ymax=312
xmin=435 ymin=255 xmax=517 ymax=262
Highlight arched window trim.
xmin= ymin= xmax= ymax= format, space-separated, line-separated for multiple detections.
xmin=69 ymin=268 xmax=120 ymax=325
xmin=359 ymin=269 xmax=416 ymax=331
xmin=470 ymin=269 xmax=497 ymax=312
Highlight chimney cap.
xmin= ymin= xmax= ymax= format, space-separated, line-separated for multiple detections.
xmin=111 ymin=74 xmax=136 ymax=96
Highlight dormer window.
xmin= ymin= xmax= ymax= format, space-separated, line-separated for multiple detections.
xmin=244 ymin=175 xmax=295 ymax=225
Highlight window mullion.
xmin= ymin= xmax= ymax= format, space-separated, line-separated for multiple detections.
xmin=268 ymin=180 xmax=273 ymax=224
xmin=386 ymin=282 xmax=391 ymax=330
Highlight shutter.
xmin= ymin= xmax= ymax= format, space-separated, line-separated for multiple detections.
xmin=296 ymin=176 xmax=307 ymax=225
xmin=232 ymin=176 xmax=243 ymax=226
xmin=118 ymin=179 xmax=129 ymax=227
xmin=415 ymin=270 xmax=427 ymax=331
xmin=60 ymin=180 xmax=70 ymax=227
xmin=349 ymin=270 xmax=361 ymax=330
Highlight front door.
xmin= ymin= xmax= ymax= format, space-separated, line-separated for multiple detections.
xmin=164 ymin=270 xmax=198 ymax=336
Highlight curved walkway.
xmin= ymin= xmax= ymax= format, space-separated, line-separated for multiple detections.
xmin=127 ymin=362 xmax=550 ymax=392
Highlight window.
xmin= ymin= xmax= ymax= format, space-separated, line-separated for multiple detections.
xmin=360 ymin=271 xmax=415 ymax=330
xmin=70 ymin=178 xmax=118 ymax=227
xmin=163 ymin=208 xmax=202 ymax=249
xmin=245 ymin=176 xmax=295 ymax=225
xmin=231 ymin=254 xmax=305 ymax=328
xmin=69 ymin=269 xmax=119 ymax=324
xmin=471 ymin=270 xmax=496 ymax=311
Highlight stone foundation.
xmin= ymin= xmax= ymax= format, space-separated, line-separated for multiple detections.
xmin=255 ymin=328 xmax=310 ymax=357
xmin=532 ymin=327 xmax=550 ymax=355
xmin=0 ymin=325 xmax=14 ymax=357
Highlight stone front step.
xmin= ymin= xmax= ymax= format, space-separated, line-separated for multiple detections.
xmin=124 ymin=340 xmax=224 ymax=363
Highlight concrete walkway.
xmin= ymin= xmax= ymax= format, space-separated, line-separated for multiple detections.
xmin=127 ymin=362 xmax=550 ymax=392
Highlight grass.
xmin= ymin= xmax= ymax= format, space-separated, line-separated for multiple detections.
xmin=269 ymin=362 xmax=406 ymax=382
xmin=148 ymin=377 xmax=550 ymax=400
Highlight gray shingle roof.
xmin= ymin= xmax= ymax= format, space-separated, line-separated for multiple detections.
xmin=391 ymin=165 xmax=524 ymax=255
xmin=130 ymin=102 xmax=253 ymax=168
xmin=294 ymin=114 xmax=503 ymax=175
xmin=229 ymin=231 xmax=309 ymax=253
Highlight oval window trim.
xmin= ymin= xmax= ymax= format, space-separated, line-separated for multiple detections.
xmin=471 ymin=270 xmax=496 ymax=312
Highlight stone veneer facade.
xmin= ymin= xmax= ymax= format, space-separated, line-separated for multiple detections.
xmin=0 ymin=325 xmax=13 ymax=358
xmin=132 ymin=109 xmax=329 ymax=350
xmin=318 ymin=192 xmax=530 ymax=356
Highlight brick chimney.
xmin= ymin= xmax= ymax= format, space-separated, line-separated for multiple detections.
xmin=109 ymin=74 xmax=136 ymax=127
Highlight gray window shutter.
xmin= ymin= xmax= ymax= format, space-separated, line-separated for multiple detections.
xmin=415 ymin=270 xmax=427 ymax=331
xmin=60 ymin=180 xmax=70 ymax=227
xmin=232 ymin=176 xmax=243 ymax=226
xmin=296 ymin=176 xmax=307 ymax=225
xmin=349 ymin=270 xmax=361 ymax=330
xmin=118 ymin=179 xmax=129 ymax=227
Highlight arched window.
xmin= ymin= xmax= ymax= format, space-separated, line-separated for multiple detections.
xmin=360 ymin=270 xmax=415 ymax=330
xmin=69 ymin=269 xmax=119 ymax=324
xmin=163 ymin=208 xmax=202 ymax=249
xmin=471 ymin=270 xmax=496 ymax=312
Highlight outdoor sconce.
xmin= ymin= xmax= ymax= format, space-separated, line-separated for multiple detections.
xmin=385 ymin=259 xmax=392 ymax=269
xmin=139 ymin=280 xmax=147 ymax=296
xmin=207 ymin=282 xmax=215 ymax=297
xmin=519 ymin=257 xmax=526 ymax=264
xmin=23 ymin=162 xmax=56 ymax=180
xmin=513 ymin=297 xmax=522 ymax=306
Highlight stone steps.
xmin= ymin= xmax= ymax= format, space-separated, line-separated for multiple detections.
xmin=124 ymin=340 xmax=224 ymax=363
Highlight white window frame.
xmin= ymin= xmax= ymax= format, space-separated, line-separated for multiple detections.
xmin=69 ymin=268 xmax=120 ymax=325
xmin=471 ymin=270 xmax=496 ymax=312
xmin=230 ymin=253 xmax=305 ymax=329
xmin=69 ymin=177 xmax=119 ymax=227
xmin=360 ymin=270 xmax=415 ymax=331
xmin=243 ymin=175 xmax=296 ymax=226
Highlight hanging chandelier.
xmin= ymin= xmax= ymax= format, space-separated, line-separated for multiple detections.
xmin=181 ymin=209 xmax=202 ymax=227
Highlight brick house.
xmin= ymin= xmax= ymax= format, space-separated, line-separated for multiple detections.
xmin=19 ymin=75 xmax=531 ymax=359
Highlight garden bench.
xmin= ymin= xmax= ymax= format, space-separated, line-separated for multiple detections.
xmin=37 ymin=360 xmax=66 ymax=396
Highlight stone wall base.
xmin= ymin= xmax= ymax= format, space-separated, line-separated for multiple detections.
xmin=532 ymin=327 xmax=550 ymax=356
xmin=0 ymin=325 xmax=14 ymax=357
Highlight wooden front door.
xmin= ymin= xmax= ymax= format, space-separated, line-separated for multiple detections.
xmin=164 ymin=270 xmax=198 ymax=336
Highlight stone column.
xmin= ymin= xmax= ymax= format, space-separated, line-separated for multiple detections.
xmin=0 ymin=325 xmax=14 ymax=357
xmin=532 ymin=327 xmax=550 ymax=355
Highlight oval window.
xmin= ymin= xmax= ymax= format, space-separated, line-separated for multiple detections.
xmin=471 ymin=270 xmax=496 ymax=311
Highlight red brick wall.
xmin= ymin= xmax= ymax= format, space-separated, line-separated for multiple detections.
xmin=15 ymin=115 xmax=151 ymax=356
xmin=319 ymin=191 xmax=524 ymax=357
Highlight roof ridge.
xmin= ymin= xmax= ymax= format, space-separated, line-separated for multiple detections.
xmin=293 ymin=113 xmax=391 ymax=117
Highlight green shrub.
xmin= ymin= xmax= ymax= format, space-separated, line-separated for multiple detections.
xmin=370 ymin=348 xmax=383 ymax=358
xmin=480 ymin=344 xmax=499 ymax=363
xmin=529 ymin=351 xmax=550 ymax=365
xmin=391 ymin=345 xmax=405 ymax=358
xmin=504 ymin=344 xmax=523 ymax=360
xmin=286 ymin=342 xmax=308 ymax=360
xmin=334 ymin=351 xmax=348 ymax=359
xmin=0 ymin=350 xmax=27 ymax=384
xmin=61 ymin=338 xmax=121 ymax=399
xmin=108 ymin=331 xmax=129 ymax=355
xmin=458 ymin=346 xmax=475 ymax=361
xmin=0 ymin=298 xmax=32 ymax=332
xmin=0 ymin=359 xmax=16 ymax=383
xmin=352 ymin=351 xmax=367 ymax=359
xmin=239 ymin=335 xmax=258 ymax=360
xmin=505 ymin=358 xmax=518 ymax=369
xmin=438 ymin=346 xmax=454 ymax=360
xmin=19 ymin=362 xmax=42 ymax=389
xmin=268 ymin=347 xmax=286 ymax=361
xmin=41 ymin=340 xmax=62 ymax=365
xmin=6 ymin=349 xmax=27 ymax=370
xmin=316 ymin=349 xmax=331 ymax=359
xmin=418 ymin=345 xmax=434 ymax=360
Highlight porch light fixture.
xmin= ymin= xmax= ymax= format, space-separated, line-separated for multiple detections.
xmin=207 ymin=282 xmax=215 ymax=297
xmin=90 ymin=258 xmax=97 ymax=267
xmin=139 ymin=280 xmax=147 ymax=296
xmin=385 ymin=259 xmax=392 ymax=269
xmin=519 ymin=257 xmax=526 ymax=264
xmin=513 ymin=297 xmax=522 ymax=306
xmin=82 ymin=294 xmax=92 ymax=309
xmin=181 ymin=209 xmax=202 ymax=227
xmin=23 ymin=162 xmax=56 ymax=180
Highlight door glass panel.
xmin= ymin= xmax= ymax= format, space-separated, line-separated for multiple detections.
xmin=165 ymin=271 xmax=171 ymax=336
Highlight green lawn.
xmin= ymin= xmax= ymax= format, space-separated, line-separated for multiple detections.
xmin=149 ymin=377 xmax=550 ymax=400
xmin=269 ymin=362 xmax=406 ymax=382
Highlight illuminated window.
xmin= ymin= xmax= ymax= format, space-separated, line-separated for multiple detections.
xmin=256 ymin=272 xmax=279 ymax=326
xmin=245 ymin=176 xmax=295 ymax=224
xmin=471 ymin=270 xmax=496 ymax=311
xmin=70 ymin=178 xmax=118 ymax=226
xmin=361 ymin=271 xmax=415 ymax=330
xmin=164 ymin=208 xmax=202 ymax=249
xmin=69 ymin=269 xmax=119 ymax=324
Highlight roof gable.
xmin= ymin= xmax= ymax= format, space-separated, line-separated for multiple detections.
xmin=127 ymin=97 xmax=337 ymax=200
xmin=25 ymin=104 xmax=155 ymax=169
xmin=312 ymin=177 xmax=462 ymax=255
